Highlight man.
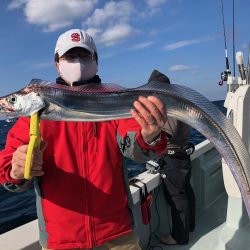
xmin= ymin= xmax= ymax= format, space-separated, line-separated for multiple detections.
xmin=148 ymin=70 xmax=195 ymax=245
xmin=0 ymin=29 xmax=167 ymax=250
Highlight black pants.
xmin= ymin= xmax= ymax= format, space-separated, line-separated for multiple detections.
xmin=159 ymin=156 xmax=195 ymax=244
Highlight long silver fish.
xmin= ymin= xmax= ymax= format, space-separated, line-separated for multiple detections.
xmin=1 ymin=79 xmax=250 ymax=217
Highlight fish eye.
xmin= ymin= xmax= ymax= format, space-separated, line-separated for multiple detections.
xmin=8 ymin=95 xmax=17 ymax=104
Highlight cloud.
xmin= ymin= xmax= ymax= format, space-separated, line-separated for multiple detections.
xmin=164 ymin=35 xmax=218 ymax=51
xmin=85 ymin=27 xmax=102 ymax=39
xmin=85 ymin=1 xmax=134 ymax=27
xmin=145 ymin=0 xmax=167 ymax=8
xmin=7 ymin=0 xmax=27 ymax=9
xmin=129 ymin=41 xmax=155 ymax=50
xmin=100 ymin=40 xmax=155 ymax=58
xmin=169 ymin=64 xmax=196 ymax=72
xmin=7 ymin=0 xmax=167 ymax=46
xmin=164 ymin=39 xmax=202 ymax=51
xmin=84 ymin=1 xmax=136 ymax=46
xmin=8 ymin=0 xmax=97 ymax=32
xmin=144 ymin=0 xmax=167 ymax=15
xmin=89 ymin=23 xmax=135 ymax=46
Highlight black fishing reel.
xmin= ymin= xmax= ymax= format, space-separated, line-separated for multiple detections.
xmin=219 ymin=70 xmax=231 ymax=86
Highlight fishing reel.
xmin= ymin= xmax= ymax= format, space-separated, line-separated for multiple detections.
xmin=219 ymin=70 xmax=231 ymax=86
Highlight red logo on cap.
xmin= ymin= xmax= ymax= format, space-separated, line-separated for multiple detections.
xmin=71 ymin=33 xmax=80 ymax=42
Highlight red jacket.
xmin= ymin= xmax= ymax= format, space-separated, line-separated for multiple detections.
xmin=0 ymin=117 xmax=166 ymax=249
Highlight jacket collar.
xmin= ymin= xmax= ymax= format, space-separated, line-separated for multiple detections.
xmin=56 ymin=75 xmax=102 ymax=86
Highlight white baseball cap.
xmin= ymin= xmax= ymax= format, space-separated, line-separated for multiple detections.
xmin=55 ymin=29 xmax=97 ymax=57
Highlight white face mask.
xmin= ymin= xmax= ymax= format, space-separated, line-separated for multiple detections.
xmin=58 ymin=58 xmax=97 ymax=85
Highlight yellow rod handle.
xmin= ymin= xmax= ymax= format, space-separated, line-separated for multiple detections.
xmin=24 ymin=112 xmax=41 ymax=180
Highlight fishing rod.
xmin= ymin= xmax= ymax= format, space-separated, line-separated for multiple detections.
xmin=235 ymin=43 xmax=250 ymax=85
xmin=219 ymin=0 xmax=231 ymax=86
xmin=236 ymin=51 xmax=246 ymax=82
xmin=247 ymin=43 xmax=250 ymax=85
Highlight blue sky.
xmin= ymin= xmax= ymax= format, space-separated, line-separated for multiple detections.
xmin=0 ymin=0 xmax=249 ymax=100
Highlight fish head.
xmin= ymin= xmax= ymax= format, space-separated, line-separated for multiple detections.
xmin=0 ymin=87 xmax=46 ymax=119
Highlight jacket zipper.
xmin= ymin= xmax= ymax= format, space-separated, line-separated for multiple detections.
xmin=94 ymin=122 xmax=98 ymax=152
xmin=82 ymin=123 xmax=96 ymax=247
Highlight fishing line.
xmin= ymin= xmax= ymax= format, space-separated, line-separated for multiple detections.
xmin=232 ymin=0 xmax=236 ymax=77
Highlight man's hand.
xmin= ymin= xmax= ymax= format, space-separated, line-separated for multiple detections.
xmin=131 ymin=96 xmax=167 ymax=143
xmin=10 ymin=141 xmax=47 ymax=180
